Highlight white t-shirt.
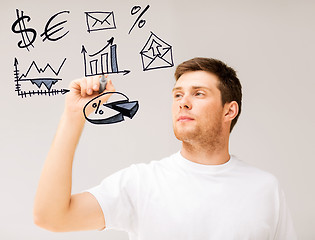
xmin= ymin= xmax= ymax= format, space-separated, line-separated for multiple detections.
xmin=86 ymin=152 xmax=297 ymax=240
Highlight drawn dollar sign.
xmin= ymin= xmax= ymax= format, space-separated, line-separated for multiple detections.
xmin=11 ymin=9 xmax=37 ymax=51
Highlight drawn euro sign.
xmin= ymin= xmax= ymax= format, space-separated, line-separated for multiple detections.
xmin=83 ymin=91 xmax=139 ymax=125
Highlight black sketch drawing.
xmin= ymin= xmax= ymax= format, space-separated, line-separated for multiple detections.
xmin=83 ymin=92 xmax=139 ymax=125
xmin=85 ymin=11 xmax=116 ymax=33
xmin=40 ymin=10 xmax=70 ymax=42
xmin=14 ymin=58 xmax=69 ymax=98
xmin=12 ymin=9 xmax=70 ymax=51
xmin=128 ymin=5 xmax=150 ymax=34
xmin=11 ymin=9 xmax=37 ymax=51
xmin=140 ymin=32 xmax=174 ymax=71
xmin=81 ymin=37 xmax=130 ymax=76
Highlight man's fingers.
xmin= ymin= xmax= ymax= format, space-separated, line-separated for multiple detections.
xmin=69 ymin=76 xmax=116 ymax=99
xmin=86 ymin=76 xmax=96 ymax=95
xmin=93 ymin=76 xmax=101 ymax=92
xmin=96 ymin=79 xmax=115 ymax=103
xmin=80 ymin=78 xmax=87 ymax=97
xmin=105 ymin=79 xmax=115 ymax=92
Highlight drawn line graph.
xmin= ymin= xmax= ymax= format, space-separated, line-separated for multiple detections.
xmin=13 ymin=58 xmax=69 ymax=98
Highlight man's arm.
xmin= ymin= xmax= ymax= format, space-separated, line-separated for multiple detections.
xmin=33 ymin=76 xmax=114 ymax=232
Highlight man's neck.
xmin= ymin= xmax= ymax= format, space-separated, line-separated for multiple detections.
xmin=180 ymin=141 xmax=230 ymax=165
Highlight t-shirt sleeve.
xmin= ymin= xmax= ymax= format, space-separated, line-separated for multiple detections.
xmin=274 ymin=188 xmax=298 ymax=240
xmin=85 ymin=164 xmax=139 ymax=233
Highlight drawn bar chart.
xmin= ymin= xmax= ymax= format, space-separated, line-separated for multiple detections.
xmin=82 ymin=37 xmax=130 ymax=76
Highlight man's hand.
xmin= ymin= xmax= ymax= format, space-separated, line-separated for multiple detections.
xmin=64 ymin=75 xmax=115 ymax=118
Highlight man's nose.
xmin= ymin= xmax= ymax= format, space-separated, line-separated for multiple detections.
xmin=179 ymin=96 xmax=192 ymax=110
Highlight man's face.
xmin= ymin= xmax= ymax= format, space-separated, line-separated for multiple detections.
xmin=172 ymin=71 xmax=225 ymax=146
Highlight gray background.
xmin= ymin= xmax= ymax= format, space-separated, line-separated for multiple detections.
xmin=1 ymin=0 xmax=314 ymax=239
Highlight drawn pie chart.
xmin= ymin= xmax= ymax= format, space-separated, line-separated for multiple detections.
xmin=83 ymin=92 xmax=139 ymax=125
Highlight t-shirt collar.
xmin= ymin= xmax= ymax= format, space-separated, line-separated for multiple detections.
xmin=173 ymin=151 xmax=236 ymax=174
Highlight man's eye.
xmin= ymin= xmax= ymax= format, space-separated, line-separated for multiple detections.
xmin=174 ymin=93 xmax=182 ymax=98
xmin=195 ymin=92 xmax=204 ymax=96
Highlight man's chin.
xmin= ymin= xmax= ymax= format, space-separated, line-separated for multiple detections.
xmin=173 ymin=129 xmax=199 ymax=142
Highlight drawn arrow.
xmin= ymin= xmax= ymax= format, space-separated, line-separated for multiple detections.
xmin=61 ymin=88 xmax=70 ymax=94
xmin=89 ymin=37 xmax=114 ymax=57
xmin=119 ymin=69 xmax=131 ymax=75
xmin=14 ymin=58 xmax=19 ymax=82
xmin=81 ymin=45 xmax=88 ymax=76
xmin=149 ymin=39 xmax=162 ymax=57
xmin=81 ymin=45 xmax=87 ymax=54
xmin=104 ymin=100 xmax=139 ymax=119
xmin=17 ymin=88 xmax=70 ymax=98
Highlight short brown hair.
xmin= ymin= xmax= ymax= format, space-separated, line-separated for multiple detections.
xmin=174 ymin=57 xmax=242 ymax=132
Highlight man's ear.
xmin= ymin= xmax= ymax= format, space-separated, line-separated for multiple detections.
xmin=223 ymin=101 xmax=239 ymax=122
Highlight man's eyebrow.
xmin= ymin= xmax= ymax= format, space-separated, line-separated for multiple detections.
xmin=172 ymin=87 xmax=182 ymax=92
xmin=172 ymin=86 xmax=213 ymax=92
xmin=191 ymin=86 xmax=212 ymax=91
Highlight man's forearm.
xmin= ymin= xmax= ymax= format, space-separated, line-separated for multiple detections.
xmin=34 ymin=111 xmax=85 ymax=228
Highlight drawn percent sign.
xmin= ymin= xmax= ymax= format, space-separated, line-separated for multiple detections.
xmin=128 ymin=5 xmax=150 ymax=34
xmin=83 ymin=92 xmax=139 ymax=125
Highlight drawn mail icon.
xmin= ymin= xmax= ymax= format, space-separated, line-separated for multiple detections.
xmin=85 ymin=11 xmax=116 ymax=33
xmin=140 ymin=32 xmax=174 ymax=71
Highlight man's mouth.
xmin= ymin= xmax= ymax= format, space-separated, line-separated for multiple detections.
xmin=177 ymin=116 xmax=194 ymax=122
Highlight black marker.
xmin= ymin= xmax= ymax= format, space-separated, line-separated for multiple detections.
xmin=99 ymin=75 xmax=107 ymax=93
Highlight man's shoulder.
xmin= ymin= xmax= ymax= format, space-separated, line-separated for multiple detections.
xmin=232 ymin=156 xmax=280 ymax=187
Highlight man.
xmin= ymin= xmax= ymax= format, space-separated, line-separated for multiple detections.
xmin=34 ymin=57 xmax=297 ymax=239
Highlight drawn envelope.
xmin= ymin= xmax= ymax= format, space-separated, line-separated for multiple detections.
xmin=140 ymin=32 xmax=174 ymax=71
xmin=85 ymin=11 xmax=116 ymax=33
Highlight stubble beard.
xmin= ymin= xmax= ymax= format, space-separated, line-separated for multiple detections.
xmin=173 ymin=117 xmax=224 ymax=152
